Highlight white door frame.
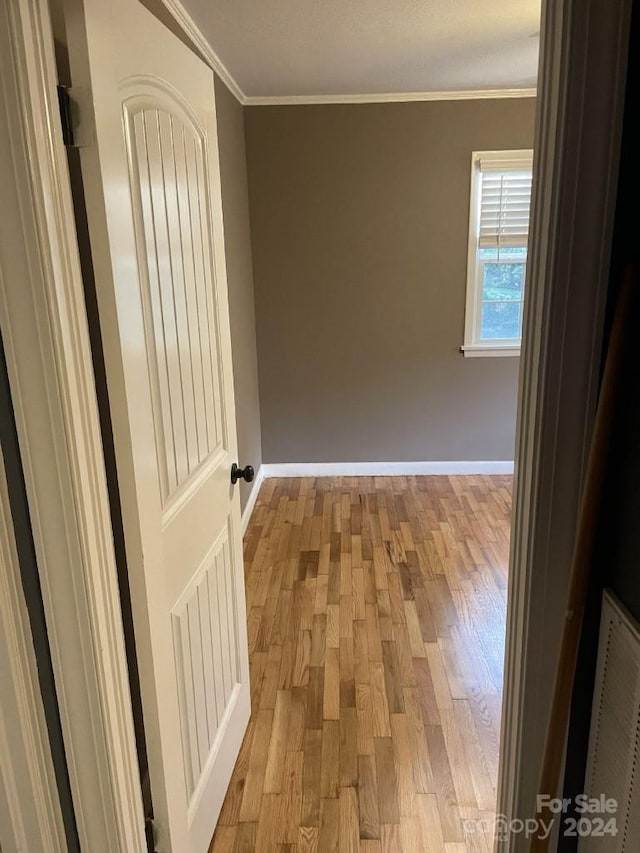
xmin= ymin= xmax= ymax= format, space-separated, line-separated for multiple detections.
xmin=496 ymin=0 xmax=631 ymax=846
xmin=0 ymin=440 xmax=66 ymax=852
xmin=0 ymin=0 xmax=631 ymax=851
xmin=0 ymin=1 xmax=145 ymax=851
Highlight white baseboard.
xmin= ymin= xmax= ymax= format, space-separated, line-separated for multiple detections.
xmin=261 ymin=461 xmax=514 ymax=478
xmin=240 ymin=465 xmax=265 ymax=536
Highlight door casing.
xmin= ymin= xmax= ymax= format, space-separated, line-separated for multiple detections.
xmin=0 ymin=2 xmax=146 ymax=850
xmin=0 ymin=378 xmax=66 ymax=853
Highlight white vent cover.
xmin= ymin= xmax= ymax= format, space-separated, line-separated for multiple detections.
xmin=581 ymin=591 xmax=640 ymax=851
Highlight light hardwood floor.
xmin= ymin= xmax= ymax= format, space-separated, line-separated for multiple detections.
xmin=210 ymin=475 xmax=511 ymax=852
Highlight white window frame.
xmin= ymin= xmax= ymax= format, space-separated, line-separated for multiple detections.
xmin=462 ymin=149 xmax=534 ymax=357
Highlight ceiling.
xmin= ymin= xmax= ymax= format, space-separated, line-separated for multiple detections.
xmin=179 ymin=0 xmax=540 ymax=102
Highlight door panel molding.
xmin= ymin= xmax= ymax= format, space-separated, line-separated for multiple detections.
xmin=0 ymin=2 xmax=145 ymax=850
xmin=122 ymin=97 xmax=226 ymax=501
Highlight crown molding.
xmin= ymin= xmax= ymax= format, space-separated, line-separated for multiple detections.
xmin=159 ymin=0 xmax=246 ymax=103
xmin=243 ymin=87 xmax=537 ymax=106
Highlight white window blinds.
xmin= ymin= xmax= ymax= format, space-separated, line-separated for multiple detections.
xmin=478 ymin=157 xmax=533 ymax=248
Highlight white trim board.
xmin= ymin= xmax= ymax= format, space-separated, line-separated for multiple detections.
xmin=244 ymin=88 xmax=536 ymax=106
xmin=240 ymin=465 xmax=265 ymax=537
xmin=261 ymin=461 xmax=514 ymax=477
xmin=0 ymin=2 xmax=145 ymax=850
xmin=0 ymin=445 xmax=66 ymax=852
xmin=495 ymin=0 xmax=631 ymax=847
xmin=156 ymin=2 xmax=536 ymax=107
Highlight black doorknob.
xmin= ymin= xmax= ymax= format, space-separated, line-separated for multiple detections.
xmin=231 ymin=463 xmax=255 ymax=485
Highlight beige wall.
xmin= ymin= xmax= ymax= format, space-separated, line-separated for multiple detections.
xmin=215 ymin=77 xmax=262 ymax=508
xmin=245 ymin=98 xmax=536 ymax=463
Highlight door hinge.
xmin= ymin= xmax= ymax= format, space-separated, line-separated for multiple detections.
xmin=56 ymin=84 xmax=94 ymax=148
xmin=57 ymin=85 xmax=74 ymax=146
xmin=145 ymin=817 xmax=158 ymax=852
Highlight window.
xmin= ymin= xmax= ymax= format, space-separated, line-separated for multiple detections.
xmin=462 ymin=150 xmax=533 ymax=357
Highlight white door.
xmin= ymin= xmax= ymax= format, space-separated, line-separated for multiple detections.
xmin=63 ymin=0 xmax=250 ymax=849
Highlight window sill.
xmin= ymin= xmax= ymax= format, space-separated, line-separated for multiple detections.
xmin=460 ymin=344 xmax=521 ymax=358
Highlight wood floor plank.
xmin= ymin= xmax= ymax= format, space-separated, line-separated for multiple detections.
xmin=425 ymin=642 xmax=454 ymax=712
xmin=339 ymin=786 xmax=360 ymax=853
xmin=301 ymin=728 xmax=322 ymax=826
xmin=278 ymin=638 xmax=296 ymax=691
xmin=264 ymin=689 xmax=292 ymax=793
xmin=353 ymin=567 xmax=366 ymax=621
xmin=453 ymin=699 xmax=495 ymax=812
xmin=370 ymin=662 xmax=391 ymax=738
xmin=376 ymin=590 xmax=393 ymax=642
xmin=340 ymin=637 xmax=356 ymax=708
xmin=357 ymin=754 xmax=380 ymax=840
xmin=360 ymin=841 xmax=382 ymax=853
xmin=415 ymin=791 xmax=446 ymax=852
xmin=213 ymin=475 xmax=510 ymax=851
xmin=356 ymin=683 xmax=375 ymax=756
xmin=323 ymin=646 xmax=340 ymax=720
xmin=218 ymin=721 xmax=255 ymax=825
xmin=365 ymin=603 xmax=383 ymax=663
xmin=249 ymin=651 xmax=267 ymax=712
xmin=310 ymin=614 xmax=326 ymax=667
xmin=390 ymin=714 xmax=415 ymax=818
xmin=403 ymin=687 xmax=435 ymax=794
xmin=306 ymin=666 xmax=324 ymax=731
xmin=297 ymin=825 xmax=319 ymax=853
xmin=232 ymin=822 xmax=257 ymax=853
xmin=255 ymin=793 xmax=282 ymax=853
xmin=326 ymin=604 xmax=340 ymax=649
xmin=404 ymin=600 xmax=428 ymax=657
xmin=260 ymin=643 xmax=283 ymax=709
xmin=340 ymin=706 xmax=358 ymax=787
xmin=413 ymin=656 xmax=442 ymax=726
xmin=426 ymin=724 xmax=465 ymax=843
xmin=399 ymin=815 xmax=423 ymax=853
xmin=381 ymin=641 xmax=405 ymax=713
xmin=293 ymin=630 xmax=311 ymax=687
xmin=414 ymin=587 xmax=438 ymax=643
xmin=391 ymin=622 xmax=417 ymax=688
xmin=318 ymin=797 xmax=340 ymax=852
xmin=320 ymin=719 xmax=339 ymax=798
xmin=208 ymin=824 xmax=235 ymax=852
xmin=374 ymin=737 xmax=400 ymax=824
xmin=288 ymin=686 xmax=307 ymax=751
xmin=380 ymin=823 xmax=402 ymax=853
xmin=238 ymin=708 xmax=273 ymax=822
xmin=280 ymin=749 xmax=304 ymax=844
xmin=353 ymin=620 xmax=370 ymax=685
xmin=440 ymin=705 xmax=478 ymax=813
